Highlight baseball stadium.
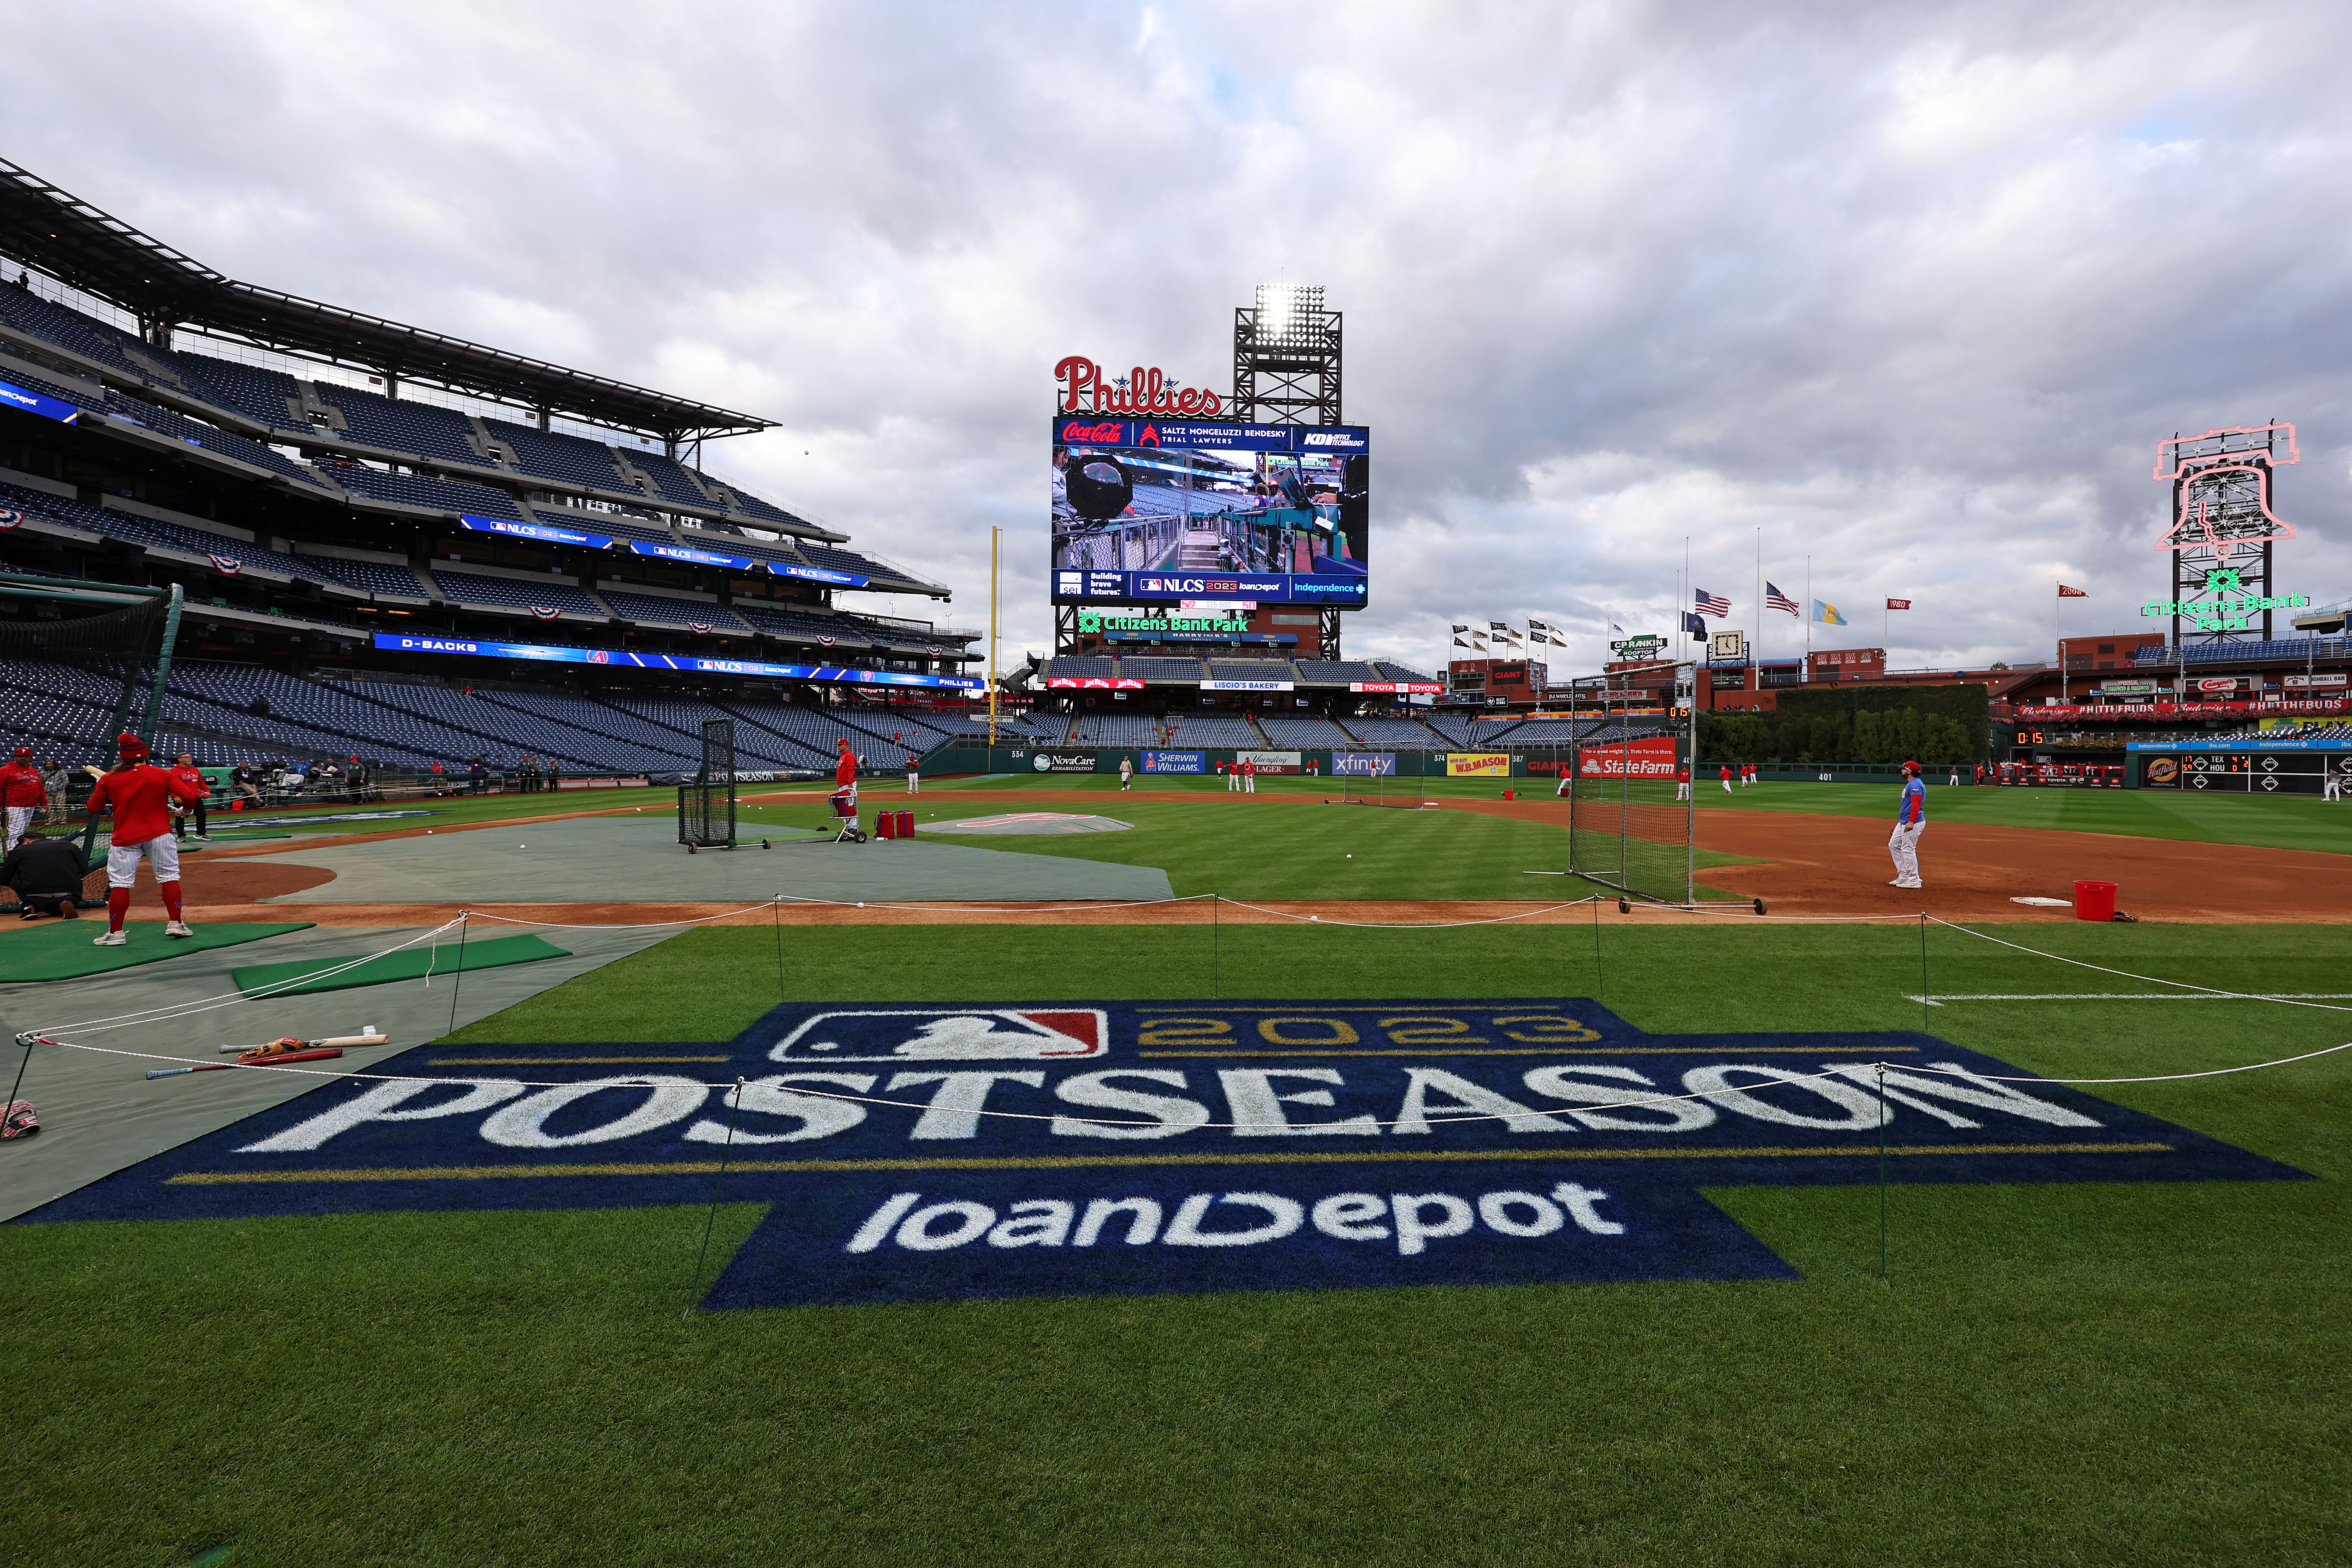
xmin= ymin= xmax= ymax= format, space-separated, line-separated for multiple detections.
xmin=0 ymin=157 xmax=2345 ymax=1568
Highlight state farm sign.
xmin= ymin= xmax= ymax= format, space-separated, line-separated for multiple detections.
xmin=1054 ymin=356 xmax=1224 ymax=417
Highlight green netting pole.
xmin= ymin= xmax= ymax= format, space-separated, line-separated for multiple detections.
xmin=1212 ymin=893 xmax=1220 ymax=999
xmin=445 ymin=911 xmax=469 ymax=1040
xmin=685 ymin=1075 xmax=745 ymax=1317
xmin=1920 ymin=913 xmax=1931 ymax=1032
xmin=1877 ymin=1061 xmax=1890 ymax=1287
xmin=136 ymin=584 xmax=184 ymax=755
xmin=1591 ymin=893 xmax=1604 ymax=1003
xmin=772 ymin=896 xmax=786 ymax=1006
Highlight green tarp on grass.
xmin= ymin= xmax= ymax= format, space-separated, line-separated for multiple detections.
xmin=232 ymin=933 xmax=572 ymax=998
xmin=0 ymin=921 xmax=314 ymax=984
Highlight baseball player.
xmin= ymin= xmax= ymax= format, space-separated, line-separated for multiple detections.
xmin=1675 ymin=761 xmax=1691 ymax=802
xmin=1888 ymin=759 xmax=1926 ymax=890
xmin=0 ymin=746 xmax=45 ymax=852
xmin=905 ymin=754 xmax=921 ymax=796
xmin=1241 ymin=757 xmax=1257 ymax=794
xmin=2325 ymin=766 xmax=2343 ymax=803
xmin=1118 ymin=754 xmax=1134 ymax=791
xmin=1720 ymin=763 xmax=1734 ymax=794
xmin=167 ymin=752 xmax=212 ymax=840
xmin=85 ymin=733 xmax=205 ymax=944
xmin=833 ymin=739 xmax=860 ymax=831
xmin=1225 ymin=760 xmax=1241 ymax=793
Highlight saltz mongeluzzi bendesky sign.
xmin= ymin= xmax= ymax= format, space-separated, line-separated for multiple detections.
xmin=25 ymin=1000 xmax=2302 ymax=1308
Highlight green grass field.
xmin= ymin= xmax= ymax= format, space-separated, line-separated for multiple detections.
xmin=1691 ymin=780 xmax=2352 ymax=855
xmin=7 ymin=919 xmax=2347 ymax=1565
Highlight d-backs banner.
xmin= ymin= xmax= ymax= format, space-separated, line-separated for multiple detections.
xmin=23 ymin=998 xmax=2302 ymax=1310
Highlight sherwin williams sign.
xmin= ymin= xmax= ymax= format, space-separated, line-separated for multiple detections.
xmin=29 ymin=998 xmax=2303 ymax=1308
xmin=1140 ymin=751 xmax=1207 ymax=774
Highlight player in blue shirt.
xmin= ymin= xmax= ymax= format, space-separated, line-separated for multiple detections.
xmin=1889 ymin=760 xmax=1925 ymax=889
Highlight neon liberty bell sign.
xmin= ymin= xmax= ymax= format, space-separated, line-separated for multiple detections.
xmin=2146 ymin=422 xmax=2305 ymax=632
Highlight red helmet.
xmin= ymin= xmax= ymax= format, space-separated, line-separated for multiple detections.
xmin=116 ymin=733 xmax=148 ymax=760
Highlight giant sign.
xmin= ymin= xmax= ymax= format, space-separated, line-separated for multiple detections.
xmin=370 ymin=634 xmax=982 ymax=692
xmin=1053 ymin=419 xmax=1369 ymax=609
xmin=29 ymin=999 xmax=2302 ymax=1308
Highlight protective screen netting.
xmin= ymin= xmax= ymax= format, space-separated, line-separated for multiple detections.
xmin=1565 ymin=689 xmax=1693 ymax=906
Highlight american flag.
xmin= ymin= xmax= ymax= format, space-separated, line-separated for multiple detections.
xmin=1765 ymin=582 xmax=1798 ymax=616
xmin=1694 ymin=588 xmax=1730 ymax=618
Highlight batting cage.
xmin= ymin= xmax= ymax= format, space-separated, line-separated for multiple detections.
xmin=677 ymin=717 xmax=737 ymax=849
xmin=0 ymin=575 xmax=182 ymax=911
xmin=1564 ymin=662 xmax=1697 ymax=906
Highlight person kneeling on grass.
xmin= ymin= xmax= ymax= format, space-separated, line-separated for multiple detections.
xmin=84 ymin=733 xmax=206 ymax=946
xmin=0 ymin=830 xmax=85 ymax=919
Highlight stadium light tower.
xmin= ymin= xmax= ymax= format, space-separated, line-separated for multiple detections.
xmin=1232 ymin=284 xmax=1341 ymax=427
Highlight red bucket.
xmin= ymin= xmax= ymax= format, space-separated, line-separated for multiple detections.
xmin=896 ymin=811 xmax=916 ymax=837
xmin=875 ymin=812 xmax=898 ymax=840
xmin=2073 ymin=880 xmax=2117 ymax=921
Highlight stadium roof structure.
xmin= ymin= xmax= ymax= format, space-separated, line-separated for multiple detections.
xmin=0 ymin=158 xmax=773 ymax=448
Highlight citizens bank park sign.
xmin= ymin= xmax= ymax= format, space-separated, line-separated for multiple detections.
xmin=30 ymin=1000 xmax=2298 ymax=1308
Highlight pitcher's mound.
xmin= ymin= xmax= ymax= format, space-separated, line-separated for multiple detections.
xmin=924 ymin=812 xmax=1134 ymax=835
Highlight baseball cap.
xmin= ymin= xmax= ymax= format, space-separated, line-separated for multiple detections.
xmin=1902 ymin=759 xmax=1920 ymax=772
xmin=10 ymin=747 xmax=27 ymax=759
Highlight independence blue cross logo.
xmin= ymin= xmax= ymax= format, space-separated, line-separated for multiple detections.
xmin=23 ymin=1000 xmax=2305 ymax=1308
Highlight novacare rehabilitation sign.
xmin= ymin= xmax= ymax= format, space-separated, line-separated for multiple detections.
xmin=24 ymin=999 xmax=2302 ymax=1309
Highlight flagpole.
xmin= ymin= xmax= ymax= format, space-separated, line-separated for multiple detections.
xmin=2057 ymin=583 xmax=2064 ymax=703
xmin=1805 ymin=555 xmax=1812 ymax=677
xmin=1754 ymin=526 xmax=1762 ymax=687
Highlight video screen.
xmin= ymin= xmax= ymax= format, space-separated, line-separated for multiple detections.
xmin=1050 ymin=418 xmax=1369 ymax=606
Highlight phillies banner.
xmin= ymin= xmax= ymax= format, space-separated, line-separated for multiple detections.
xmin=1576 ymin=737 xmax=1680 ymax=779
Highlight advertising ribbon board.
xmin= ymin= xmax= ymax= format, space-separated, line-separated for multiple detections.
xmin=1574 ymin=738 xmax=1680 ymax=779
xmin=1045 ymin=677 xmax=1146 ymax=690
xmin=1350 ymin=682 xmax=1444 ymax=694
xmin=1028 ymin=752 xmax=1099 ymax=774
xmin=1140 ymin=750 xmax=1206 ymax=774
xmin=32 ymin=997 xmax=2304 ymax=1309
xmin=1200 ymin=679 xmax=1295 ymax=692
xmin=1235 ymin=750 xmax=1304 ymax=774
xmin=1446 ymin=753 xmax=1513 ymax=777
xmin=370 ymin=634 xmax=983 ymax=692
xmin=1331 ymin=752 xmax=1396 ymax=777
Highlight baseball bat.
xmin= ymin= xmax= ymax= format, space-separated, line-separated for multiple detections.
xmin=215 ymin=1033 xmax=388 ymax=1055
xmin=148 ymin=1047 xmax=344 ymax=1080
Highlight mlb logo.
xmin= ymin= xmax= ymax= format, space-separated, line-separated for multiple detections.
xmin=769 ymin=1008 xmax=1110 ymax=1064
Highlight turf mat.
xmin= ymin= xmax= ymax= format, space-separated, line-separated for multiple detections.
xmin=231 ymin=932 xmax=570 ymax=997
xmin=0 ymin=919 xmax=312 ymax=983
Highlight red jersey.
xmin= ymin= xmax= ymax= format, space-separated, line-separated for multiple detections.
xmin=1677 ymin=766 xmax=1690 ymax=782
xmin=0 ymin=762 xmax=45 ymax=809
xmin=1241 ymin=760 xmax=1256 ymax=775
xmin=168 ymin=764 xmax=210 ymax=804
xmin=88 ymin=763 xmax=200 ymax=844
xmin=835 ymin=751 xmax=857 ymax=788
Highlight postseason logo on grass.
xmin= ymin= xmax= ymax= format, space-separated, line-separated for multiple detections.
xmin=26 ymin=1000 xmax=2307 ymax=1311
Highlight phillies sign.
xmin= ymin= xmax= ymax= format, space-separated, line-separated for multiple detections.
xmin=1055 ymin=356 xmax=1224 ymax=417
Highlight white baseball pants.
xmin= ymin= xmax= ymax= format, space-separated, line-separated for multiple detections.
xmin=1888 ymin=822 xmax=1923 ymax=886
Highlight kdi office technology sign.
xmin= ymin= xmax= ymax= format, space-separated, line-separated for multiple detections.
xmin=30 ymin=998 xmax=2302 ymax=1308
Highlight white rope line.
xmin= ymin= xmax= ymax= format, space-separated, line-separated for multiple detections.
xmin=1210 ymin=894 xmax=1602 ymax=929
xmin=20 ymin=918 xmax=469 ymax=1037
xmin=1925 ymin=917 xmax=2352 ymax=1015
xmin=1896 ymin=1039 xmax=2352 ymax=1086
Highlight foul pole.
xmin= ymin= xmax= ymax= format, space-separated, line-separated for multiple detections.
xmin=988 ymin=525 xmax=1001 ymax=745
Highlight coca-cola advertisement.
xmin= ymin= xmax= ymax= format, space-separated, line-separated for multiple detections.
xmin=1052 ymin=416 xmax=1370 ymax=608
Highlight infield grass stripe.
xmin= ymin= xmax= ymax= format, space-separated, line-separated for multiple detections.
xmin=165 ymin=1142 xmax=2173 ymax=1183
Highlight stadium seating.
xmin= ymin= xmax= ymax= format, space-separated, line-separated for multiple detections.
xmin=1046 ymin=657 xmax=1118 ymax=678
xmin=171 ymin=352 xmax=310 ymax=434
xmin=1374 ymin=663 xmax=1439 ymax=684
xmin=1337 ymin=716 xmax=1439 ymax=747
xmin=1258 ymin=717 xmax=1355 ymax=749
xmin=593 ymin=590 xmax=751 ymax=634
xmin=799 ymin=543 xmax=925 ymax=587
xmin=1494 ymin=720 xmax=1582 ymax=746
xmin=298 ymin=554 xmax=431 ymax=598
xmin=1163 ymin=713 xmax=1259 ymax=747
xmin=617 ymin=448 xmax=719 ymax=508
xmin=0 ymin=351 xmax=101 ymax=413
xmin=103 ymin=390 xmax=338 ymax=492
xmin=592 ymin=696 xmax=828 ymax=769
xmin=0 ymin=285 xmax=156 ymax=383
xmin=313 ymin=384 xmax=488 ymax=467
xmin=1422 ymin=716 xmax=1481 ymax=747
xmin=1118 ymin=657 xmax=1205 ymax=680
xmin=1293 ymin=661 xmax=1383 ymax=684
xmin=1209 ymin=660 xmax=1297 ymax=680
xmin=2131 ymin=638 xmax=2352 ymax=666
xmin=489 ymin=420 xmax=634 ymax=493
xmin=432 ymin=570 xmax=605 ymax=618
xmin=327 ymin=463 xmax=527 ymax=521
xmin=1071 ymin=713 xmax=1159 ymax=746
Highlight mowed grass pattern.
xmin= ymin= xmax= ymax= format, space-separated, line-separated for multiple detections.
xmin=6 ymin=921 xmax=2347 ymax=1564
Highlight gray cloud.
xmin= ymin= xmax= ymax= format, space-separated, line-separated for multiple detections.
xmin=5 ymin=0 xmax=2348 ymax=674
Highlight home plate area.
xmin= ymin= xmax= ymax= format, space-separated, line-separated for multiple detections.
xmin=25 ymin=999 xmax=2305 ymax=1309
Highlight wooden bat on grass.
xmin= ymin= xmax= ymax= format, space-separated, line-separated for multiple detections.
xmin=147 ymin=1047 xmax=345 ymax=1080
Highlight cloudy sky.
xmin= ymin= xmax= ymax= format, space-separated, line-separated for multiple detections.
xmin=6 ymin=1 xmax=2350 ymax=674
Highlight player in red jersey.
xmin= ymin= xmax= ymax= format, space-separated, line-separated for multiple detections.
xmin=0 ymin=746 xmax=47 ymax=852
xmin=84 ymin=734 xmax=205 ymax=946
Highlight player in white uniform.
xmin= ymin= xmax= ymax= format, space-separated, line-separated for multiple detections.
xmin=1888 ymin=760 xmax=1925 ymax=890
